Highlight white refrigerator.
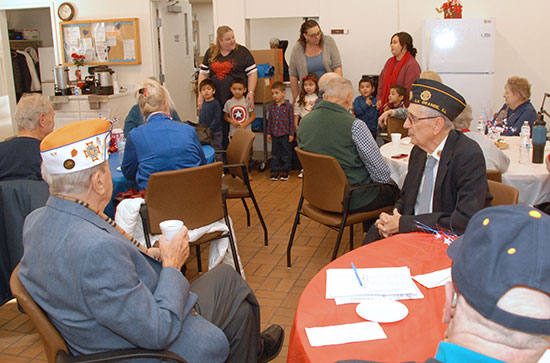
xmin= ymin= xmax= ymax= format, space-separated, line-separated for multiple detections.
xmin=422 ymin=18 xmax=496 ymax=120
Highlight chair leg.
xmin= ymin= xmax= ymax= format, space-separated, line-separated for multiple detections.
xmin=287 ymin=197 xmax=304 ymax=267
xmin=196 ymin=245 xmax=202 ymax=273
xmin=331 ymin=215 xmax=349 ymax=261
xmin=349 ymin=226 xmax=354 ymax=251
xmin=241 ymin=198 xmax=251 ymax=226
xmin=247 ymin=192 xmax=269 ymax=246
xmin=224 ymin=214 xmax=242 ymax=276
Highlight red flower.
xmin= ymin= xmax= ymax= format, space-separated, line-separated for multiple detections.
xmin=71 ymin=53 xmax=78 ymax=58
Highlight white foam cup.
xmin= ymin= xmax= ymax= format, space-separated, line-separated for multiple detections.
xmin=391 ymin=133 xmax=402 ymax=146
xmin=159 ymin=220 xmax=184 ymax=242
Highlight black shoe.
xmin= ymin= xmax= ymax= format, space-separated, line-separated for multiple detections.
xmin=258 ymin=324 xmax=284 ymax=363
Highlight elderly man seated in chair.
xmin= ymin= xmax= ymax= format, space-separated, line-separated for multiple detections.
xmin=364 ymin=79 xmax=491 ymax=244
xmin=298 ymin=77 xmax=400 ymax=213
xmin=18 ymin=118 xmax=283 ymax=363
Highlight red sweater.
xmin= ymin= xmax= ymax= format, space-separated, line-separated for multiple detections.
xmin=377 ymin=56 xmax=421 ymax=106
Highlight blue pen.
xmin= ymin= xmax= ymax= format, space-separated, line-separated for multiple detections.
xmin=351 ymin=262 xmax=363 ymax=287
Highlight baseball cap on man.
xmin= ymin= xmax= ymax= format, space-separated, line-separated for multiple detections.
xmin=40 ymin=119 xmax=111 ymax=174
xmin=447 ymin=205 xmax=550 ymax=335
xmin=410 ymin=78 xmax=466 ymax=121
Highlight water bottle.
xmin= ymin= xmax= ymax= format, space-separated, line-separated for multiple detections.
xmin=519 ymin=132 xmax=530 ymax=164
xmin=476 ymin=116 xmax=485 ymax=134
xmin=521 ymin=121 xmax=531 ymax=138
xmin=118 ymin=138 xmax=126 ymax=165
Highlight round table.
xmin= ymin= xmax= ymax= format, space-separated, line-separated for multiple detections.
xmin=288 ymin=232 xmax=451 ymax=363
xmin=380 ymin=136 xmax=550 ymax=205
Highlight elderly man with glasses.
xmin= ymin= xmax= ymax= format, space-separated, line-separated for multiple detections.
xmin=364 ymin=79 xmax=492 ymax=244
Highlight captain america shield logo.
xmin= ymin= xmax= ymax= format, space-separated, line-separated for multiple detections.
xmin=231 ymin=105 xmax=248 ymax=123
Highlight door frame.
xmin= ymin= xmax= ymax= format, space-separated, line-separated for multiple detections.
xmin=0 ymin=1 xmax=57 ymax=137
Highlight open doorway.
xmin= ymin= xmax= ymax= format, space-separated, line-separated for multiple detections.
xmin=0 ymin=6 xmax=55 ymax=139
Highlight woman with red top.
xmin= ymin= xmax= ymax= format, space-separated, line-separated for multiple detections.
xmin=376 ymin=32 xmax=421 ymax=110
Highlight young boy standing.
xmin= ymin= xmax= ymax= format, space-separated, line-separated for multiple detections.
xmin=353 ymin=76 xmax=378 ymax=139
xmin=223 ymin=79 xmax=256 ymax=137
xmin=198 ymin=79 xmax=223 ymax=156
xmin=267 ymin=81 xmax=295 ymax=181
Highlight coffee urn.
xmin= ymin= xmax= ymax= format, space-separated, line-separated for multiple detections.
xmin=54 ymin=65 xmax=71 ymax=95
xmin=94 ymin=66 xmax=115 ymax=95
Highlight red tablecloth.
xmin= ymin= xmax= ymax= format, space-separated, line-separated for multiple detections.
xmin=288 ymin=232 xmax=452 ymax=363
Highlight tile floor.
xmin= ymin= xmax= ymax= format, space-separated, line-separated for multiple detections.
xmin=0 ymin=169 xmax=367 ymax=362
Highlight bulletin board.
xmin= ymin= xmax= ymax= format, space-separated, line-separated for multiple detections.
xmin=60 ymin=18 xmax=141 ymax=66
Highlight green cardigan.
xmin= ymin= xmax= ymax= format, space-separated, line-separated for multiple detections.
xmin=297 ymin=100 xmax=378 ymax=210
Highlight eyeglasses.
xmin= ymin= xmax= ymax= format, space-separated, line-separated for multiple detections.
xmin=405 ymin=112 xmax=438 ymax=124
xmin=306 ymin=30 xmax=322 ymax=38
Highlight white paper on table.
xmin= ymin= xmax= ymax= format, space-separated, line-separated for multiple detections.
xmin=123 ymin=39 xmax=135 ymax=60
xmin=413 ymin=267 xmax=452 ymax=289
xmin=334 ymin=288 xmax=424 ymax=305
xmin=326 ymin=267 xmax=419 ymax=299
xmin=305 ymin=322 xmax=386 ymax=347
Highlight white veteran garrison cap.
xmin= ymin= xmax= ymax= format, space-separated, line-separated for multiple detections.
xmin=40 ymin=119 xmax=111 ymax=174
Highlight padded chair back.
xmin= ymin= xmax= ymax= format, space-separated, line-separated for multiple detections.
xmin=488 ymin=180 xmax=519 ymax=206
xmin=486 ymin=169 xmax=502 ymax=183
xmin=296 ymin=148 xmax=349 ymax=213
xmin=226 ymin=129 xmax=255 ymax=180
xmin=387 ymin=116 xmax=408 ymax=138
xmin=10 ymin=264 xmax=69 ymax=363
xmin=145 ymin=162 xmax=225 ymax=234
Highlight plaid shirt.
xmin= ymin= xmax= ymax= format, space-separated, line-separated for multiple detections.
xmin=351 ymin=119 xmax=391 ymax=183
xmin=267 ymin=101 xmax=295 ymax=137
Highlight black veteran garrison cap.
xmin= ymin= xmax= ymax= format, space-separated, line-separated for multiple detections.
xmin=410 ymin=78 xmax=466 ymax=120
xmin=447 ymin=205 xmax=550 ymax=335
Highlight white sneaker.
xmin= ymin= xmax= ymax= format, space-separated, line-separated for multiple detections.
xmin=298 ymin=170 xmax=303 ymax=178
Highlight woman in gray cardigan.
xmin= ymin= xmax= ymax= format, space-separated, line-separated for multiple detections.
xmin=289 ymin=20 xmax=342 ymax=101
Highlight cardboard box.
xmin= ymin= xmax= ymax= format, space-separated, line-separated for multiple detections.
xmin=253 ymin=77 xmax=275 ymax=103
xmin=250 ymin=49 xmax=284 ymax=103
xmin=21 ymin=28 xmax=39 ymax=40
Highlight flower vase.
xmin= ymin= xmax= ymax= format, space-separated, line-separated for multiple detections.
xmin=75 ymin=68 xmax=82 ymax=81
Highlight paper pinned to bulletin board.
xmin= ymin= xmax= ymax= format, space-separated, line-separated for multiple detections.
xmin=60 ymin=18 xmax=141 ymax=66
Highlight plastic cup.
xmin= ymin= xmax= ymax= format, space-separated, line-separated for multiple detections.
xmin=159 ymin=220 xmax=184 ymax=242
xmin=391 ymin=133 xmax=402 ymax=146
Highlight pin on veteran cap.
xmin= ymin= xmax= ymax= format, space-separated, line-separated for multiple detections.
xmin=447 ymin=205 xmax=550 ymax=335
xmin=410 ymin=78 xmax=466 ymax=121
xmin=40 ymin=119 xmax=111 ymax=174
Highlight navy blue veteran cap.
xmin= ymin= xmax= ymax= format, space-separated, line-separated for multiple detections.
xmin=447 ymin=205 xmax=550 ymax=335
xmin=410 ymin=78 xmax=466 ymax=121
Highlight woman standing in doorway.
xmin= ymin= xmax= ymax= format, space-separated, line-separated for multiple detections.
xmin=197 ymin=26 xmax=257 ymax=148
xmin=376 ymin=32 xmax=421 ymax=110
xmin=289 ymin=20 xmax=342 ymax=102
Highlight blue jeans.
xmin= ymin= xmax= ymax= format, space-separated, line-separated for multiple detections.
xmin=271 ymin=135 xmax=292 ymax=173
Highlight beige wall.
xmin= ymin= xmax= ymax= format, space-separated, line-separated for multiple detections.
xmin=213 ymin=0 xmax=550 ymax=113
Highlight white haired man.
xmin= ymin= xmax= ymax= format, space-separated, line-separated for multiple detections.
xmin=0 ymin=93 xmax=55 ymax=181
xmin=18 ymin=118 xmax=283 ymax=362
xmin=298 ymin=77 xmax=399 ymax=213
xmin=365 ymin=79 xmax=492 ymax=243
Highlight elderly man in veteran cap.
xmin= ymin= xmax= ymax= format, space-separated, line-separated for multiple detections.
xmin=18 ymin=119 xmax=283 ymax=363
xmin=364 ymin=79 xmax=491 ymax=244
xmin=342 ymin=205 xmax=550 ymax=363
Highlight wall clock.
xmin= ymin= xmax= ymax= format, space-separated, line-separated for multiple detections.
xmin=58 ymin=2 xmax=75 ymax=21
